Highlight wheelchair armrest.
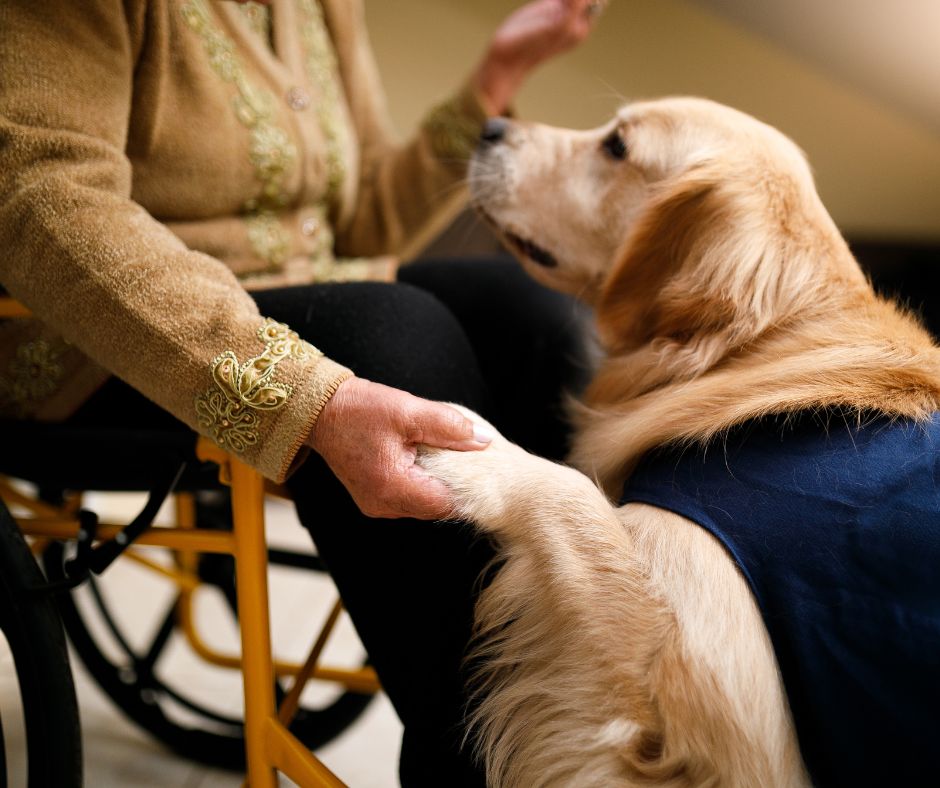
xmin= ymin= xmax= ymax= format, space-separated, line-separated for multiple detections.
xmin=0 ymin=295 xmax=31 ymax=318
xmin=195 ymin=437 xmax=291 ymax=499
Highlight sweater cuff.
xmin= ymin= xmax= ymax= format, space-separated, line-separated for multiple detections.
xmin=260 ymin=357 xmax=353 ymax=483
xmin=422 ymin=81 xmax=491 ymax=171
xmin=192 ymin=317 xmax=353 ymax=483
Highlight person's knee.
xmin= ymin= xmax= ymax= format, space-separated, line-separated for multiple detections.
xmin=350 ymin=282 xmax=467 ymax=365
xmin=403 ymin=257 xmax=590 ymax=365
xmin=264 ymin=281 xmax=487 ymax=407
xmin=352 ymin=283 xmax=488 ymax=405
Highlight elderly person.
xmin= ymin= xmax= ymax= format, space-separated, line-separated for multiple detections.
xmin=0 ymin=0 xmax=603 ymax=782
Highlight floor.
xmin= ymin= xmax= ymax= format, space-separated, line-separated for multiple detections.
xmin=1 ymin=490 xmax=403 ymax=787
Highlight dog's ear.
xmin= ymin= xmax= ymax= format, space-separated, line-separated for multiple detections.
xmin=595 ymin=172 xmax=727 ymax=351
xmin=596 ymin=165 xmax=819 ymax=376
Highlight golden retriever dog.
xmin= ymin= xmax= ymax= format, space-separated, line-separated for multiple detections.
xmin=419 ymin=97 xmax=940 ymax=787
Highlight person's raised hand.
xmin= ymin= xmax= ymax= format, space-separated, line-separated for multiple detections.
xmin=474 ymin=0 xmax=606 ymax=115
xmin=306 ymin=377 xmax=493 ymax=521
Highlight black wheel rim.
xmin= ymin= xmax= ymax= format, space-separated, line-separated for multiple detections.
xmin=43 ymin=540 xmax=373 ymax=771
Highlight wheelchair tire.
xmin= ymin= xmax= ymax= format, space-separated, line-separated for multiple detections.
xmin=0 ymin=502 xmax=82 ymax=788
xmin=42 ymin=540 xmax=373 ymax=772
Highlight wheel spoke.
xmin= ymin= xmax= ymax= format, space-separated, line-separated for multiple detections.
xmin=160 ymin=684 xmax=245 ymax=729
xmin=267 ymin=548 xmax=327 ymax=573
xmin=136 ymin=597 xmax=180 ymax=676
xmin=87 ymin=574 xmax=138 ymax=659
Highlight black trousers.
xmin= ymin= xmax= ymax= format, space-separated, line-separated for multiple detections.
xmin=70 ymin=257 xmax=590 ymax=785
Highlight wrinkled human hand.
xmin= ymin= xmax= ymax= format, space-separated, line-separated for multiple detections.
xmin=307 ymin=377 xmax=493 ymax=520
xmin=474 ymin=0 xmax=606 ymax=115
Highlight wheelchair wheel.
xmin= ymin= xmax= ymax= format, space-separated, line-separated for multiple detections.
xmin=0 ymin=502 xmax=82 ymax=788
xmin=42 ymin=539 xmax=373 ymax=772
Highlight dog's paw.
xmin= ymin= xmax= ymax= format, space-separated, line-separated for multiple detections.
xmin=418 ymin=413 xmax=538 ymax=531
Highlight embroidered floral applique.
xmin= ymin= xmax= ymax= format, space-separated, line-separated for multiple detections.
xmin=297 ymin=0 xmax=349 ymax=205
xmin=245 ymin=212 xmax=291 ymax=268
xmin=0 ymin=339 xmax=65 ymax=414
xmin=194 ymin=319 xmax=321 ymax=454
xmin=182 ymin=0 xmax=353 ymax=275
xmin=181 ymin=0 xmax=295 ymax=266
xmin=233 ymin=0 xmax=272 ymax=44
xmin=425 ymin=94 xmax=486 ymax=165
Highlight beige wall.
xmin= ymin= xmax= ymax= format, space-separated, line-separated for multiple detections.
xmin=364 ymin=0 xmax=940 ymax=242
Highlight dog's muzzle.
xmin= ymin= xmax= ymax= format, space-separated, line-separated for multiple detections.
xmin=479 ymin=117 xmax=509 ymax=149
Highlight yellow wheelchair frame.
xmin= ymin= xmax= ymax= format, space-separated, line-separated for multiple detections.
xmin=0 ymin=297 xmax=381 ymax=787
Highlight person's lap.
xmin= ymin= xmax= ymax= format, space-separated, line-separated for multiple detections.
xmin=398 ymin=257 xmax=590 ymax=459
xmin=272 ymin=257 xmax=589 ymax=784
xmin=67 ymin=256 xmax=589 ymax=785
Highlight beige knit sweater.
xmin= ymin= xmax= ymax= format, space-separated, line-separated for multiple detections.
xmin=0 ymin=0 xmax=487 ymax=481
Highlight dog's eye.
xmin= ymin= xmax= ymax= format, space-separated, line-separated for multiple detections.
xmin=602 ymin=131 xmax=628 ymax=161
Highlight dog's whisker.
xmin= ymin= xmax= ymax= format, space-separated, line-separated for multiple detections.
xmin=588 ymin=76 xmax=632 ymax=107
xmin=428 ymin=179 xmax=471 ymax=202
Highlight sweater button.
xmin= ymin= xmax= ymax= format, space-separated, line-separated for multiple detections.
xmin=301 ymin=216 xmax=320 ymax=237
xmin=286 ymin=86 xmax=310 ymax=111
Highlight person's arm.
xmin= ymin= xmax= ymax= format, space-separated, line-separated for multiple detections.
xmin=471 ymin=0 xmax=604 ymax=116
xmin=294 ymin=1 xmax=604 ymax=516
xmin=324 ymin=0 xmax=603 ymax=261
xmin=0 ymin=0 xmax=351 ymax=482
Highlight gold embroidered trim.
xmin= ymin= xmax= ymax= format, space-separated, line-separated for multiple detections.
xmin=181 ymin=0 xmax=295 ymax=266
xmin=0 ymin=339 xmax=65 ymax=413
xmin=194 ymin=319 xmax=322 ymax=455
xmin=234 ymin=1 xmax=272 ymax=45
xmin=299 ymin=202 xmax=336 ymax=267
xmin=245 ymin=212 xmax=290 ymax=268
xmin=298 ymin=0 xmax=348 ymax=204
xmin=310 ymin=256 xmax=372 ymax=283
xmin=425 ymin=95 xmax=486 ymax=164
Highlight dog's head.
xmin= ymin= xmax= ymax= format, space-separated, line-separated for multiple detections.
xmin=470 ymin=98 xmax=865 ymax=364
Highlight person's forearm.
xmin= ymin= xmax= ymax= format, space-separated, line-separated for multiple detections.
xmin=469 ymin=0 xmax=605 ymax=117
xmin=472 ymin=50 xmax=529 ymax=117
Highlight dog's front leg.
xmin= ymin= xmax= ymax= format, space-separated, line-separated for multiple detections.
xmin=419 ymin=416 xmax=806 ymax=788
xmin=419 ymin=418 xmax=673 ymax=786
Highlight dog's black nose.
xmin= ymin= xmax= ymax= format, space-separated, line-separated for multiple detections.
xmin=479 ymin=117 xmax=509 ymax=147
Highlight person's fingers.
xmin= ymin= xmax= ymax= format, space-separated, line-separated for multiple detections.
xmin=358 ymin=471 xmax=455 ymax=521
xmin=569 ymin=0 xmax=594 ymax=16
xmin=404 ymin=401 xmax=493 ymax=451
xmin=583 ymin=0 xmax=607 ymax=23
xmin=403 ymin=475 xmax=457 ymax=520
xmin=558 ymin=0 xmax=604 ymax=36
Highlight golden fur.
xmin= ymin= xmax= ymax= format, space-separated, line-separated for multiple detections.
xmin=419 ymin=97 xmax=940 ymax=786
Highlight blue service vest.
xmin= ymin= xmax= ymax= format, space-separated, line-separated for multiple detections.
xmin=620 ymin=413 xmax=940 ymax=788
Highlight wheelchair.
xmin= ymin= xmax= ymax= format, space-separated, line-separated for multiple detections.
xmin=0 ymin=298 xmax=381 ymax=787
